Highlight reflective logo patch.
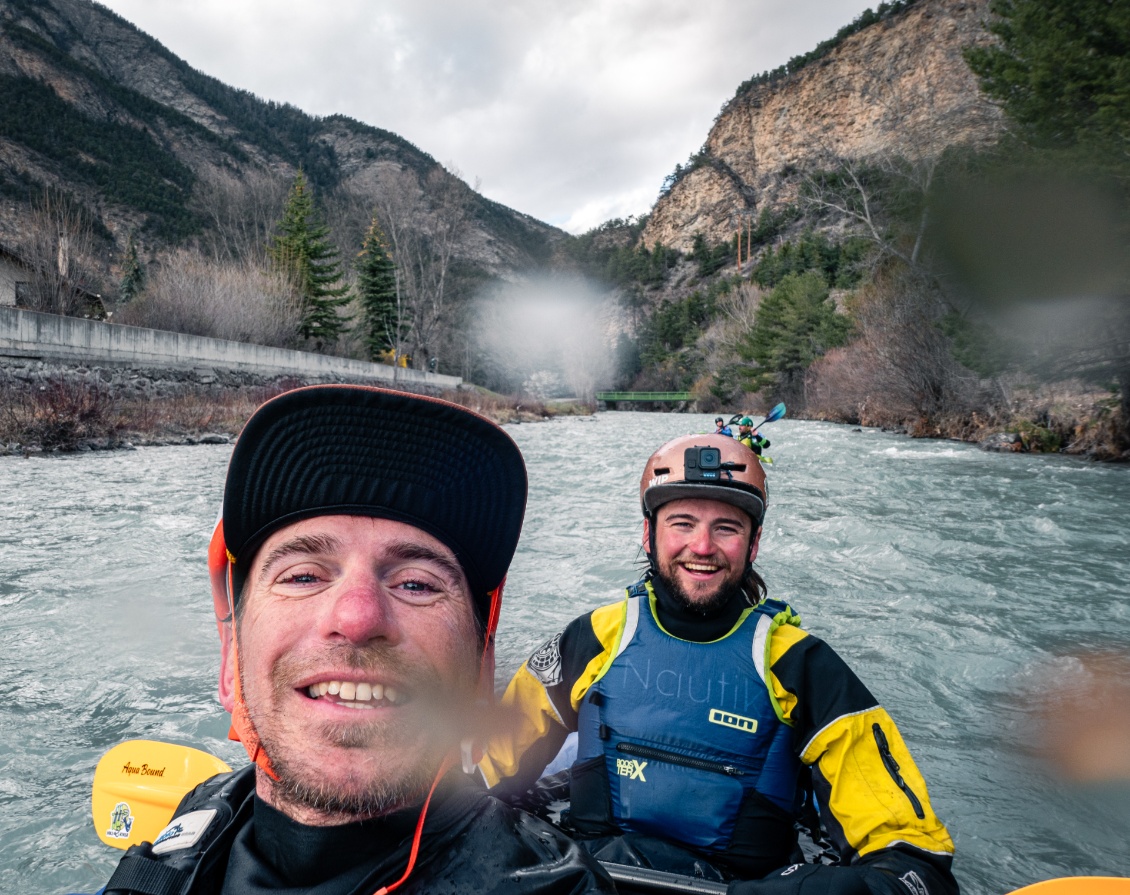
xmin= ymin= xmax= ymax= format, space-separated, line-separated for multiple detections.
xmin=616 ymin=758 xmax=648 ymax=781
xmin=708 ymin=708 xmax=758 ymax=734
xmin=151 ymin=808 xmax=219 ymax=855
xmin=527 ymin=633 xmax=563 ymax=686
xmin=105 ymin=801 xmax=134 ymax=840
xmin=899 ymin=871 xmax=929 ymax=895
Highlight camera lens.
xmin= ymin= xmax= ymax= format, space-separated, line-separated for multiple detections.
xmin=699 ymin=448 xmax=721 ymax=469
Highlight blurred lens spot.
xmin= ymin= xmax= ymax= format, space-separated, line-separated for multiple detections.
xmin=1027 ymin=652 xmax=1130 ymax=782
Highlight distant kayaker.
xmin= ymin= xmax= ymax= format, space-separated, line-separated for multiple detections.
xmin=737 ymin=415 xmax=770 ymax=456
xmin=95 ymin=386 xmax=612 ymax=895
xmin=714 ymin=416 xmax=734 ymax=437
xmin=481 ymin=433 xmax=958 ymax=895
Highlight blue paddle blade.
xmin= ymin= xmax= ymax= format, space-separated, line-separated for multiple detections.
xmin=764 ymin=402 xmax=786 ymax=423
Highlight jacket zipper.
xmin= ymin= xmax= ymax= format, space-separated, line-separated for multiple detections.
xmin=872 ymin=723 xmax=925 ymax=819
xmin=616 ymin=742 xmax=745 ymax=777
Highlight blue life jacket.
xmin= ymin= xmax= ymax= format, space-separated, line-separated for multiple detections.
xmin=569 ymin=581 xmax=804 ymax=876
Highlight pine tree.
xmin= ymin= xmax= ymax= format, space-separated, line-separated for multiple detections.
xmin=965 ymin=0 xmax=1130 ymax=158
xmin=738 ymin=271 xmax=852 ymax=399
xmin=269 ymin=170 xmax=351 ymax=347
xmin=355 ymin=218 xmax=399 ymax=361
xmin=118 ymin=233 xmax=145 ymax=304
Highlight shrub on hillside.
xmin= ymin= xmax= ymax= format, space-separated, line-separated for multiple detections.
xmin=805 ymin=269 xmax=983 ymax=428
xmin=115 ymin=251 xmax=303 ymax=347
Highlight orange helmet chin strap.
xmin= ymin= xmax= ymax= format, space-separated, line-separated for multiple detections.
xmin=209 ymin=520 xmax=280 ymax=781
xmin=226 ymin=572 xmax=281 ymax=782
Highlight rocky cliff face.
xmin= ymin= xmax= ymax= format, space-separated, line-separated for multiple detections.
xmin=0 ymin=0 xmax=562 ymax=282
xmin=642 ymin=0 xmax=1003 ymax=253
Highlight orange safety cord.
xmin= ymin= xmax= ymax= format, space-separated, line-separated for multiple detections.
xmin=372 ymin=581 xmax=505 ymax=895
xmin=372 ymin=754 xmax=455 ymax=895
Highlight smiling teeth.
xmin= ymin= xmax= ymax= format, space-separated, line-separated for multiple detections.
xmin=684 ymin=563 xmax=720 ymax=572
xmin=307 ymin=680 xmax=400 ymax=706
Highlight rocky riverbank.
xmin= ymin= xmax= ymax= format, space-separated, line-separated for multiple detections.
xmin=803 ymin=378 xmax=1127 ymax=462
xmin=0 ymin=360 xmax=591 ymax=456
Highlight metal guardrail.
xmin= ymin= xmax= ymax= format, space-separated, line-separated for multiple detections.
xmin=595 ymin=391 xmax=692 ymax=402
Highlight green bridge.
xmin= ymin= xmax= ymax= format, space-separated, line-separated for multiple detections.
xmin=595 ymin=391 xmax=692 ymax=402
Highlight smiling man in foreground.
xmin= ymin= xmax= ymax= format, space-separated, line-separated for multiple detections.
xmin=481 ymin=433 xmax=959 ymax=895
xmin=99 ymin=385 xmax=612 ymax=895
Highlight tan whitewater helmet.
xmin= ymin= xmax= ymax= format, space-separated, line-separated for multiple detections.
xmin=639 ymin=433 xmax=767 ymax=528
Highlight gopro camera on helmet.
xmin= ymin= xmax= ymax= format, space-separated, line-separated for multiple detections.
xmin=683 ymin=446 xmax=723 ymax=481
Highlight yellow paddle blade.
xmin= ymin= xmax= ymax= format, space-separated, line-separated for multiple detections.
xmin=1010 ymin=879 xmax=1130 ymax=895
xmin=92 ymin=740 xmax=231 ymax=849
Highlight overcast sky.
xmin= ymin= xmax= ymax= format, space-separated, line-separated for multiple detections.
xmin=96 ymin=0 xmax=875 ymax=233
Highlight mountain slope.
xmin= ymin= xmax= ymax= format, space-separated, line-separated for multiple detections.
xmin=0 ymin=0 xmax=562 ymax=282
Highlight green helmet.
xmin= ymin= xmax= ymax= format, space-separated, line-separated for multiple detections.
xmin=739 ymin=417 xmax=753 ymax=427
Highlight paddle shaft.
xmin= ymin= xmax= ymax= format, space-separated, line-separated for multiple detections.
xmin=601 ymin=862 xmax=729 ymax=895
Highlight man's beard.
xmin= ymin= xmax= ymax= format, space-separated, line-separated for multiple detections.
xmin=244 ymin=641 xmax=478 ymax=820
xmin=656 ymin=563 xmax=748 ymax=615
xmin=270 ymin=748 xmax=435 ymax=818
xmin=262 ymin=702 xmax=441 ymax=819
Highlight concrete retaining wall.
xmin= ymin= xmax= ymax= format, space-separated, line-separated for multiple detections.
xmin=0 ymin=306 xmax=462 ymax=388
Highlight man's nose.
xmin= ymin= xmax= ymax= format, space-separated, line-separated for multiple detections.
xmin=320 ymin=572 xmax=401 ymax=645
xmin=687 ymin=526 xmax=717 ymax=555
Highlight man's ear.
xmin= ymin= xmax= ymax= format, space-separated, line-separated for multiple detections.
xmin=218 ymin=619 xmax=235 ymax=713
xmin=748 ymin=527 xmax=762 ymax=565
xmin=642 ymin=516 xmax=652 ymax=555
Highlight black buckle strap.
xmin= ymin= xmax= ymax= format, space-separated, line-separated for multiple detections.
xmin=104 ymin=852 xmax=191 ymax=895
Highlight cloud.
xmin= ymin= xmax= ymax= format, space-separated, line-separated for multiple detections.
xmin=98 ymin=0 xmax=874 ymax=232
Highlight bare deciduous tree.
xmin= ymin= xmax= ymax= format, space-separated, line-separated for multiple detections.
xmin=19 ymin=189 xmax=99 ymax=316
xmin=807 ymin=268 xmax=980 ymax=426
xmin=192 ymin=168 xmax=292 ymax=265
xmin=800 ymin=56 xmax=999 ymax=276
xmin=803 ymin=152 xmax=939 ymax=269
xmin=373 ymin=167 xmax=472 ymax=371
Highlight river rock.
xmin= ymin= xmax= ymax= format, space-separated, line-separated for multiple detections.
xmin=980 ymin=432 xmax=1023 ymax=453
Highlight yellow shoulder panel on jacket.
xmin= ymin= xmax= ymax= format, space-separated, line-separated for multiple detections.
xmin=766 ymin=622 xmax=809 ymax=723
xmin=479 ymin=663 xmax=562 ymax=786
xmin=569 ymin=600 xmax=627 ymax=711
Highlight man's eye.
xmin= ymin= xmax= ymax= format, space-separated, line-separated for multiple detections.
xmin=393 ymin=578 xmax=445 ymax=604
xmin=280 ymin=571 xmax=321 ymax=585
xmin=399 ymin=579 xmax=439 ymax=594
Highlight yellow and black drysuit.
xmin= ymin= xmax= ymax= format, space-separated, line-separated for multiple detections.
xmin=738 ymin=433 xmax=770 ymax=456
xmin=481 ymin=577 xmax=958 ymax=895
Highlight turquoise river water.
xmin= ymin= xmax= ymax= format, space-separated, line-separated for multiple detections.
xmin=1 ymin=411 xmax=1128 ymax=894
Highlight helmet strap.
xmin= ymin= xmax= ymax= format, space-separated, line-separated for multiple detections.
xmin=644 ymin=514 xmax=660 ymax=577
xmin=224 ymin=563 xmax=281 ymax=781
